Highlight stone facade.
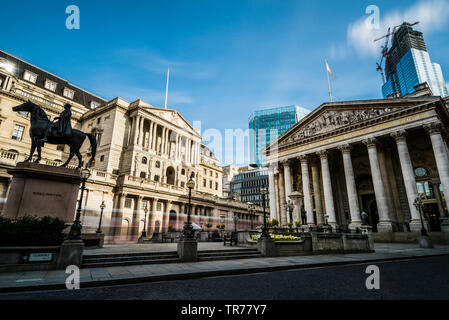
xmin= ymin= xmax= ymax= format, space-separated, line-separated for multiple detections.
xmin=264 ymin=84 xmax=449 ymax=234
xmin=0 ymin=50 xmax=265 ymax=244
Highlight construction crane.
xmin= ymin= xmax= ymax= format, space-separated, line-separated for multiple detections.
xmin=373 ymin=21 xmax=419 ymax=84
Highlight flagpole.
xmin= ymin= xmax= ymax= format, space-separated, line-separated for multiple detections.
xmin=165 ymin=68 xmax=170 ymax=109
xmin=325 ymin=59 xmax=333 ymax=102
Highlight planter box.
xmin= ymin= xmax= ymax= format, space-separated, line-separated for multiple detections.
xmin=0 ymin=246 xmax=60 ymax=272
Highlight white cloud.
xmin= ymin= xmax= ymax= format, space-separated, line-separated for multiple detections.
xmin=347 ymin=0 xmax=449 ymax=57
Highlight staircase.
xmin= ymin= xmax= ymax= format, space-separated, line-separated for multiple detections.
xmin=81 ymin=248 xmax=262 ymax=268
xmin=81 ymin=251 xmax=180 ymax=268
xmin=198 ymin=248 xmax=262 ymax=261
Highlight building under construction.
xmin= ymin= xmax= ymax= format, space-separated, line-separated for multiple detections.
xmin=379 ymin=22 xmax=448 ymax=98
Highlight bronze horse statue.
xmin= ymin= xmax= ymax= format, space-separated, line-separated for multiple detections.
xmin=13 ymin=100 xmax=96 ymax=168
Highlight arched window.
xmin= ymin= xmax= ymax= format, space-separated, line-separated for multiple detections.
xmin=142 ymin=157 xmax=147 ymax=164
xmin=155 ymin=161 xmax=160 ymax=168
xmin=181 ymin=168 xmax=185 ymax=175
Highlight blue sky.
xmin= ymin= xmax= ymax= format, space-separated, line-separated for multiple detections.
xmin=2 ymin=0 xmax=449 ymax=165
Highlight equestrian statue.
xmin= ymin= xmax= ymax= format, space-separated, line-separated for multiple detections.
xmin=12 ymin=100 xmax=96 ymax=168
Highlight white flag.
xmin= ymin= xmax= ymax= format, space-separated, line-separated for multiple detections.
xmin=325 ymin=60 xmax=335 ymax=80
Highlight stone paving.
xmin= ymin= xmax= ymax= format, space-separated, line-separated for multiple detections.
xmin=0 ymin=243 xmax=448 ymax=293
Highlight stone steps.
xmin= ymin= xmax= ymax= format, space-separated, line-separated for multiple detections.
xmin=81 ymin=248 xmax=262 ymax=268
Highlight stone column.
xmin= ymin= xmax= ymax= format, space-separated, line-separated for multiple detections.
xmin=151 ymin=123 xmax=158 ymax=150
xmin=149 ymin=198 xmax=158 ymax=234
xmin=311 ymin=158 xmax=324 ymax=225
xmin=363 ymin=138 xmax=394 ymax=232
xmin=268 ymin=163 xmax=278 ymax=220
xmin=113 ymin=193 xmax=127 ymax=240
xmin=391 ymin=130 xmax=422 ymax=231
xmin=138 ymin=117 xmax=144 ymax=146
xmin=133 ymin=116 xmax=140 ymax=145
xmin=282 ymin=160 xmax=292 ymax=208
xmin=338 ymin=144 xmax=362 ymax=229
xmin=148 ymin=121 xmax=154 ymax=150
xmin=299 ymin=156 xmax=314 ymax=225
xmin=318 ymin=150 xmax=337 ymax=226
xmin=132 ymin=196 xmax=142 ymax=238
xmin=160 ymin=127 xmax=166 ymax=154
xmin=425 ymin=122 xmax=449 ymax=230
xmin=278 ymin=169 xmax=287 ymax=226
xmin=432 ymin=181 xmax=446 ymax=218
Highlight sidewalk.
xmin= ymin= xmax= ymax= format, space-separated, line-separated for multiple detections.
xmin=0 ymin=243 xmax=448 ymax=293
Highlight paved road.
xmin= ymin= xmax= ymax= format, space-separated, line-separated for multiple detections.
xmin=1 ymin=256 xmax=448 ymax=300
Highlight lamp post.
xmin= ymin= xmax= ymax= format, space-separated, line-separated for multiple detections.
xmin=260 ymin=186 xmax=270 ymax=238
xmin=96 ymin=201 xmax=106 ymax=233
xmin=183 ymin=176 xmax=195 ymax=238
xmin=285 ymin=200 xmax=294 ymax=226
xmin=413 ymin=195 xmax=434 ymax=248
xmin=247 ymin=202 xmax=255 ymax=230
xmin=141 ymin=202 xmax=149 ymax=238
xmin=67 ymin=167 xmax=91 ymax=240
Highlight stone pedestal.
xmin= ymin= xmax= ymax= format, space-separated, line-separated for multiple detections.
xmin=419 ymin=234 xmax=434 ymax=248
xmin=409 ymin=220 xmax=431 ymax=233
xmin=257 ymin=236 xmax=277 ymax=257
xmin=377 ymin=221 xmax=395 ymax=233
xmin=57 ymin=239 xmax=84 ymax=269
xmin=3 ymin=162 xmax=81 ymax=223
xmin=177 ymin=238 xmax=198 ymax=262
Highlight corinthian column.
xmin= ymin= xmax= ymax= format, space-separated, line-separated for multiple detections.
xmin=338 ymin=144 xmax=361 ymax=229
xmin=299 ymin=156 xmax=314 ymax=225
xmin=363 ymin=138 xmax=394 ymax=232
xmin=311 ymin=157 xmax=324 ymax=225
xmin=318 ymin=150 xmax=337 ymax=226
xmin=268 ymin=163 xmax=278 ymax=220
xmin=283 ymin=160 xmax=292 ymax=205
xmin=425 ymin=122 xmax=449 ymax=223
xmin=391 ymin=130 xmax=422 ymax=231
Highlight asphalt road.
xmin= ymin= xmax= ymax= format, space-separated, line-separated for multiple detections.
xmin=1 ymin=255 xmax=448 ymax=300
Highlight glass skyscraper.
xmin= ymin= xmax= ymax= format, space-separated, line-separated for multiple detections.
xmin=249 ymin=105 xmax=310 ymax=167
xmin=382 ymin=22 xmax=448 ymax=98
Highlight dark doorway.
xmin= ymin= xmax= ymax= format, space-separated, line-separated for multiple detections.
xmin=362 ymin=194 xmax=379 ymax=232
xmin=166 ymin=167 xmax=175 ymax=185
xmin=423 ymin=203 xmax=441 ymax=232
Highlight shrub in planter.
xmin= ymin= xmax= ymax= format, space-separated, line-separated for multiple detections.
xmin=0 ymin=215 xmax=67 ymax=246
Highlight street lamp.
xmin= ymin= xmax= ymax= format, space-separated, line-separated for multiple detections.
xmin=413 ymin=195 xmax=434 ymax=248
xmin=233 ymin=214 xmax=239 ymax=232
xmin=285 ymin=200 xmax=294 ymax=226
xmin=183 ymin=176 xmax=195 ymax=238
xmin=247 ymin=202 xmax=256 ymax=229
xmin=141 ymin=202 xmax=149 ymax=238
xmin=67 ymin=166 xmax=91 ymax=240
xmin=96 ymin=201 xmax=106 ymax=233
xmin=260 ymin=186 xmax=270 ymax=238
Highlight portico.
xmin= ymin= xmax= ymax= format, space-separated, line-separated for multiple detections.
xmin=264 ymin=91 xmax=449 ymax=234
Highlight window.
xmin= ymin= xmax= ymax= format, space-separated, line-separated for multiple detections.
xmin=215 ymin=173 xmax=218 ymax=178
xmin=140 ymin=172 xmax=146 ymax=179
xmin=100 ymin=155 xmax=104 ymax=162
xmin=203 ymin=179 xmax=206 ymax=187
xmin=181 ymin=169 xmax=185 ymax=175
xmin=210 ymin=171 xmax=212 ymax=177
xmin=209 ymin=180 xmax=212 ymax=188
xmin=63 ymin=88 xmax=74 ymax=99
xmin=97 ymin=117 xmax=101 ymax=124
xmin=215 ymin=182 xmax=218 ymax=190
xmin=91 ymin=101 xmax=100 ymax=109
xmin=157 ymin=203 xmax=162 ymax=211
xmin=154 ymin=175 xmax=160 ymax=182
xmin=180 ymin=181 xmax=185 ymax=188
xmin=124 ymin=198 xmax=132 ymax=208
xmin=44 ymin=79 xmax=56 ymax=92
xmin=414 ymin=167 xmax=429 ymax=177
xmin=155 ymin=161 xmax=160 ymax=168
xmin=18 ymin=111 xmax=29 ymax=118
xmin=57 ymin=145 xmax=65 ymax=151
xmin=142 ymin=157 xmax=147 ymax=164
xmin=12 ymin=124 xmax=25 ymax=141
xmin=23 ymin=70 xmax=37 ymax=83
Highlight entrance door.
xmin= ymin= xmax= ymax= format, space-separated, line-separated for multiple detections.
xmin=361 ymin=194 xmax=379 ymax=232
xmin=423 ymin=203 xmax=441 ymax=232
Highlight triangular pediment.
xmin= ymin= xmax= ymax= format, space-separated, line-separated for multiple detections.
xmin=266 ymin=96 xmax=439 ymax=152
xmin=146 ymin=107 xmax=200 ymax=137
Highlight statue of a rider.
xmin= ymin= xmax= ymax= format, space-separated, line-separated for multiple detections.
xmin=40 ymin=103 xmax=72 ymax=142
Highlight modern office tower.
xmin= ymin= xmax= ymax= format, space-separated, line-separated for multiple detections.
xmin=381 ymin=22 xmax=448 ymax=98
xmin=249 ymin=105 xmax=310 ymax=167
xmin=230 ymin=166 xmax=269 ymax=207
